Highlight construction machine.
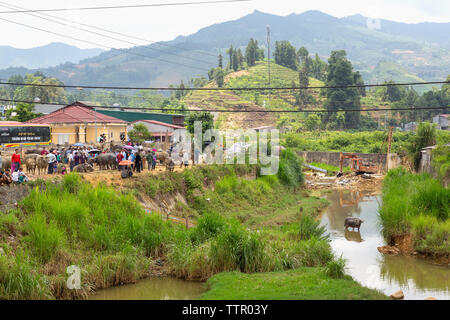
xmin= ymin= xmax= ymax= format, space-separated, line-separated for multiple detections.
xmin=339 ymin=152 xmax=378 ymax=174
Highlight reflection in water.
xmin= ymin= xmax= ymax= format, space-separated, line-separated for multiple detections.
xmin=320 ymin=190 xmax=450 ymax=300
xmin=345 ymin=230 xmax=362 ymax=243
xmin=89 ymin=277 xmax=205 ymax=300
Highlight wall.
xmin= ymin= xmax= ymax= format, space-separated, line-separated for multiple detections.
xmin=296 ymin=151 xmax=401 ymax=173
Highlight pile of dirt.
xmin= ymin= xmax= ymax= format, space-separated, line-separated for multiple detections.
xmin=305 ymin=171 xmax=384 ymax=191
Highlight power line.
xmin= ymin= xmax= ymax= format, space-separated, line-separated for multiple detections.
xmin=1 ymin=80 xmax=447 ymax=91
xmin=0 ymin=16 xmax=210 ymax=72
xmin=0 ymin=1 xmax=218 ymax=59
xmin=0 ymin=98 xmax=446 ymax=113
xmin=0 ymin=0 xmax=251 ymax=14
xmin=0 ymin=1 xmax=215 ymax=66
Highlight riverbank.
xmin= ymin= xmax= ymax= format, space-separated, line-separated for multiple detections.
xmin=379 ymin=168 xmax=449 ymax=264
xmin=0 ymin=150 xmax=388 ymax=300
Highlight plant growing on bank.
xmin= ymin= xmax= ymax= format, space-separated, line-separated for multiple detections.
xmin=379 ymin=168 xmax=449 ymax=255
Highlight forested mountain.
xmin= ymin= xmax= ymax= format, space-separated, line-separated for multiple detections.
xmin=0 ymin=42 xmax=104 ymax=69
xmin=0 ymin=10 xmax=448 ymax=87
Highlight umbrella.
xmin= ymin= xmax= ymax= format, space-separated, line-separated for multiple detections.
xmin=73 ymin=143 xmax=84 ymax=147
xmin=152 ymin=148 xmax=157 ymax=152
xmin=88 ymin=149 xmax=100 ymax=153
xmin=119 ymin=160 xmax=132 ymax=166
xmin=123 ymin=145 xmax=134 ymax=150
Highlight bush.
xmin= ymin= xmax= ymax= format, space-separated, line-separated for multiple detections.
xmin=325 ymin=255 xmax=347 ymax=279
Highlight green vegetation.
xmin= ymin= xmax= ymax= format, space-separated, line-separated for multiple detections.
xmin=406 ymin=122 xmax=437 ymax=171
xmin=200 ymin=268 xmax=387 ymax=300
xmin=127 ymin=123 xmax=152 ymax=143
xmin=379 ymin=168 xmax=449 ymax=256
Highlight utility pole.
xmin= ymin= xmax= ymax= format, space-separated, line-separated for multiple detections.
xmin=386 ymin=126 xmax=393 ymax=172
xmin=267 ymin=25 xmax=271 ymax=106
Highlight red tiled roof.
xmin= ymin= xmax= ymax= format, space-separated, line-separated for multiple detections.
xmin=132 ymin=119 xmax=184 ymax=129
xmin=0 ymin=121 xmax=50 ymax=127
xmin=27 ymin=102 xmax=128 ymax=124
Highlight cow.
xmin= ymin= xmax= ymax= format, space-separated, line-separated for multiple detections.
xmin=1 ymin=157 xmax=11 ymax=171
xmin=73 ymin=163 xmax=95 ymax=173
xmin=156 ymin=151 xmax=169 ymax=164
xmin=344 ymin=217 xmax=364 ymax=231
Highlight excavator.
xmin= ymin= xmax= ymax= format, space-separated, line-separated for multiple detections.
xmin=339 ymin=152 xmax=378 ymax=174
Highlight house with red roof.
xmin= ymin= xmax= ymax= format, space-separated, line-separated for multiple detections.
xmin=27 ymin=101 xmax=128 ymax=144
xmin=128 ymin=119 xmax=186 ymax=142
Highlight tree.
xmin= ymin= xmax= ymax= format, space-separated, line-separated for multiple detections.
xmin=353 ymin=71 xmax=366 ymax=97
xmin=237 ymin=49 xmax=244 ymax=70
xmin=312 ymin=54 xmax=327 ymax=81
xmin=382 ymin=80 xmax=405 ymax=102
xmin=407 ymin=122 xmax=436 ymax=171
xmin=298 ymin=64 xmax=310 ymax=107
xmin=5 ymin=102 xmax=42 ymax=122
xmin=304 ymin=113 xmax=321 ymax=131
xmin=214 ymin=68 xmax=225 ymax=87
xmin=13 ymin=73 xmax=68 ymax=104
xmin=227 ymin=45 xmax=234 ymax=70
xmin=218 ymin=54 xmax=223 ymax=68
xmin=232 ymin=50 xmax=239 ymax=71
xmin=186 ymin=112 xmax=214 ymax=137
xmin=274 ymin=41 xmax=297 ymax=70
xmin=128 ymin=123 xmax=151 ymax=143
xmin=324 ymin=50 xmax=361 ymax=129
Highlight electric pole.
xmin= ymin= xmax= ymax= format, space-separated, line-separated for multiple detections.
xmin=267 ymin=25 xmax=271 ymax=107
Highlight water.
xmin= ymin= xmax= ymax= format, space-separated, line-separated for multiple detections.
xmin=89 ymin=277 xmax=205 ymax=300
xmin=320 ymin=190 xmax=449 ymax=300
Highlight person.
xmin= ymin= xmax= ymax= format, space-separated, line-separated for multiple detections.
xmin=151 ymin=152 xmax=157 ymax=171
xmin=11 ymin=168 xmax=19 ymax=183
xmin=117 ymin=151 xmax=124 ymax=171
xmin=47 ymin=150 xmax=57 ymax=174
xmin=17 ymin=168 xmax=29 ymax=183
xmin=11 ymin=149 xmax=21 ymax=172
xmin=40 ymin=147 xmax=49 ymax=156
xmin=135 ymin=152 xmax=142 ymax=173
xmin=0 ymin=151 xmax=2 ymax=171
xmin=130 ymin=151 xmax=136 ymax=171
xmin=61 ymin=166 xmax=67 ymax=175
xmin=183 ymin=151 xmax=189 ymax=168
xmin=69 ymin=152 xmax=75 ymax=172
xmin=73 ymin=152 xmax=80 ymax=167
xmin=146 ymin=151 xmax=153 ymax=171
xmin=0 ymin=169 xmax=12 ymax=185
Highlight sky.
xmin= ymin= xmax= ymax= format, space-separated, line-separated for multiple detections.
xmin=0 ymin=0 xmax=448 ymax=49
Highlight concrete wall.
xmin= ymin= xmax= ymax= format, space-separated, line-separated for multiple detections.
xmin=296 ymin=151 xmax=401 ymax=173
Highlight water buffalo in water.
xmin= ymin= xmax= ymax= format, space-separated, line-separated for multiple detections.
xmin=344 ymin=217 xmax=364 ymax=231
xmin=89 ymin=153 xmax=117 ymax=170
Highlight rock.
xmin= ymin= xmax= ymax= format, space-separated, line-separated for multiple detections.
xmin=377 ymin=245 xmax=400 ymax=255
xmin=390 ymin=290 xmax=404 ymax=300
xmin=425 ymin=297 xmax=438 ymax=300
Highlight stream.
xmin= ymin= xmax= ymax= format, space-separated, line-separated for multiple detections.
xmin=320 ymin=189 xmax=449 ymax=300
xmin=89 ymin=189 xmax=449 ymax=300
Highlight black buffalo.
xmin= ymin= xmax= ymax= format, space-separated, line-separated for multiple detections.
xmin=344 ymin=217 xmax=364 ymax=231
xmin=89 ymin=153 xmax=117 ymax=170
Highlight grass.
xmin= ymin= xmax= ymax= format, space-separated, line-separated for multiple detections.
xmin=200 ymin=268 xmax=388 ymax=300
xmin=379 ymin=168 xmax=449 ymax=255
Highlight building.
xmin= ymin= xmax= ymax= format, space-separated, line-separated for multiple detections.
xmin=432 ymin=114 xmax=449 ymax=130
xmin=27 ymin=101 xmax=128 ymax=144
xmin=128 ymin=120 xmax=186 ymax=142
xmin=96 ymin=109 xmax=185 ymax=126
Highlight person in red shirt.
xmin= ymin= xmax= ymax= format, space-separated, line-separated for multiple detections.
xmin=117 ymin=152 xmax=124 ymax=171
xmin=40 ymin=147 xmax=49 ymax=156
xmin=11 ymin=149 xmax=21 ymax=172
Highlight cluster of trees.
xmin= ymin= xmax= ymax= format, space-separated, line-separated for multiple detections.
xmin=273 ymin=41 xmax=327 ymax=81
xmin=382 ymin=76 xmax=449 ymax=124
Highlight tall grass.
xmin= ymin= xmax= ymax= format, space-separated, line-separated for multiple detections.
xmin=380 ymin=168 xmax=449 ymax=254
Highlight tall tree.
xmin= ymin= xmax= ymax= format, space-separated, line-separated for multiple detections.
xmin=218 ymin=54 xmax=223 ymax=68
xmin=5 ymin=102 xmax=42 ymax=122
xmin=324 ymin=50 xmax=361 ymax=129
xmin=227 ymin=45 xmax=234 ymax=70
xmin=298 ymin=64 xmax=310 ymax=107
xmin=274 ymin=41 xmax=297 ymax=71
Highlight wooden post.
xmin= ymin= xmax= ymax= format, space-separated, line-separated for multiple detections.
xmin=185 ymin=216 xmax=189 ymax=229
xmin=386 ymin=127 xmax=393 ymax=173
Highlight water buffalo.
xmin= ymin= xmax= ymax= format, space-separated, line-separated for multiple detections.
xmin=73 ymin=163 xmax=94 ymax=173
xmin=1 ymin=157 xmax=11 ymax=171
xmin=89 ymin=153 xmax=117 ymax=170
xmin=36 ymin=156 xmax=48 ymax=175
xmin=344 ymin=217 xmax=364 ymax=231
xmin=25 ymin=158 xmax=36 ymax=175
xmin=165 ymin=158 xmax=175 ymax=172
xmin=156 ymin=151 xmax=169 ymax=164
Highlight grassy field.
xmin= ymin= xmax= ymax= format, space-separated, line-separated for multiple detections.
xmin=200 ymin=268 xmax=387 ymax=300
xmin=379 ymin=168 xmax=449 ymax=256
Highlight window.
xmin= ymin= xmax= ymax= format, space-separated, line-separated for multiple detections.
xmin=58 ymin=134 xmax=70 ymax=144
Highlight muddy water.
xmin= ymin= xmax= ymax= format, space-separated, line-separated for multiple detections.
xmin=320 ymin=190 xmax=449 ymax=300
xmin=88 ymin=277 xmax=205 ymax=300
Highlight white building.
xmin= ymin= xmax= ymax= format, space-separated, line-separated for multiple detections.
xmin=432 ymin=114 xmax=449 ymax=130
xmin=128 ymin=120 xmax=186 ymax=142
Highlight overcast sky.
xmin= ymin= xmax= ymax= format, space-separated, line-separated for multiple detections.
xmin=0 ymin=0 xmax=448 ymax=49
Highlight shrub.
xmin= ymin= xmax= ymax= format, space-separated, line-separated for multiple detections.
xmin=325 ymin=255 xmax=347 ymax=279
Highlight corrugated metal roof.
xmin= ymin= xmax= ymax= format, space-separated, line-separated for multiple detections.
xmin=133 ymin=119 xmax=185 ymax=129
xmin=27 ymin=101 xmax=128 ymax=124
xmin=97 ymin=109 xmax=184 ymax=125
